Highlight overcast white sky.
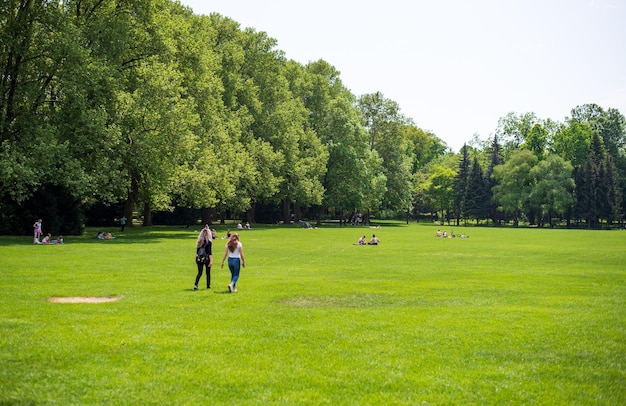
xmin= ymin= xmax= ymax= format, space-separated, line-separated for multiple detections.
xmin=178 ymin=0 xmax=626 ymax=151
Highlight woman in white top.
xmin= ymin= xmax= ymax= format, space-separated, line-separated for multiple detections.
xmin=221 ymin=233 xmax=245 ymax=292
xmin=33 ymin=219 xmax=42 ymax=243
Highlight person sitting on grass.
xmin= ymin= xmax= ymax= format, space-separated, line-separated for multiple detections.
xmin=97 ymin=231 xmax=115 ymax=240
xmin=358 ymin=235 xmax=366 ymax=245
xmin=368 ymin=234 xmax=380 ymax=245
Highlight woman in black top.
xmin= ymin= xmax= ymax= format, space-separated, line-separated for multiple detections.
xmin=194 ymin=227 xmax=213 ymax=290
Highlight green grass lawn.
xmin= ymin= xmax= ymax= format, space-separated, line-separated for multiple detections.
xmin=1 ymin=222 xmax=625 ymax=405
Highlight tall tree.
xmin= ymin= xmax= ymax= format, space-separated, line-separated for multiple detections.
xmin=289 ymin=60 xmax=377 ymax=223
xmin=402 ymin=124 xmax=447 ymax=173
xmin=529 ymin=154 xmax=575 ymax=227
xmin=0 ymin=0 xmax=130 ymax=232
xmin=485 ymin=135 xmax=504 ymax=225
xmin=464 ymin=156 xmax=488 ymax=223
xmin=551 ymin=120 xmax=592 ymax=167
xmin=525 ymin=123 xmax=548 ymax=159
xmin=495 ymin=112 xmax=540 ymax=152
xmin=425 ymin=164 xmax=456 ymax=223
xmin=358 ymin=92 xmax=413 ymax=213
xmin=492 ymin=149 xmax=538 ymax=226
xmin=576 ymin=133 xmax=623 ymax=227
xmin=240 ymin=31 xmax=328 ymax=224
xmin=453 ymin=144 xmax=470 ymax=224
xmin=569 ymin=104 xmax=626 ymax=222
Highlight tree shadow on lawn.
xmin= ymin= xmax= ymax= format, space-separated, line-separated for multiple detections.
xmin=0 ymin=226 xmax=197 ymax=246
xmin=0 ymin=222 xmax=398 ymax=246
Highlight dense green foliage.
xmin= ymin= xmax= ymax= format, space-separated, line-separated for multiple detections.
xmin=449 ymin=108 xmax=625 ymax=228
xmin=0 ymin=1 xmax=624 ymax=234
xmin=1 ymin=224 xmax=625 ymax=404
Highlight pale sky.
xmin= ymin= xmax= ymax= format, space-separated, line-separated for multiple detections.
xmin=178 ymin=0 xmax=626 ymax=152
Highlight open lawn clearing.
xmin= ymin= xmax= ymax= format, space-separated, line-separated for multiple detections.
xmin=1 ymin=223 xmax=624 ymax=404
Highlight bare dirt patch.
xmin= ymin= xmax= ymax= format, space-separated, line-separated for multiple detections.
xmin=47 ymin=296 xmax=120 ymax=303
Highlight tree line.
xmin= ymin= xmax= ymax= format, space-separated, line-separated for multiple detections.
xmin=421 ymin=108 xmax=625 ymax=229
xmin=1 ymin=1 xmax=624 ymax=235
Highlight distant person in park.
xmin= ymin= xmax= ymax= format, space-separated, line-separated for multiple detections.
xmin=368 ymin=234 xmax=380 ymax=245
xmin=33 ymin=218 xmax=43 ymax=244
xmin=120 ymin=216 xmax=127 ymax=232
xmin=52 ymin=235 xmax=64 ymax=244
xmin=41 ymin=233 xmax=52 ymax=244
xmin=226 ymin=229 xmax=232 ymax=239
xmin=194 ymin=226 xmax=213 ymax=290
xmin=358 ymin=235 xmax=367 ymax=245
xmin=221 ymin=233 xmax=246 ymax=293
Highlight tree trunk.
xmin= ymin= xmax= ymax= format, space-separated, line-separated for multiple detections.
xmin=316 ymin=206 xmax=323 ymax=227
xmin=201 ymin=207 xmax=212 ymax=226
xmin=294 ymin=203 xmax=301 ymax=223
xmin=246 ymin=203 xmax=255 ymax=224
xmin=282 ymin=198 xmax=291 ymax=224
xmin=143 ymin=201 xmax=152 ymax=226
xmin=123 ymin=176 xmax=139 ymax=228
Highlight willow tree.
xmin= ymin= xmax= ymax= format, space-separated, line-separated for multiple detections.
xmin=529 ymin=154 xmax=575 ymax=227
xmin=492 ymin=149 xmax=538 ymax=226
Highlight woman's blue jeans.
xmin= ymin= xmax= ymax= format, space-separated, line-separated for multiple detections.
xmin=228 ymin=257 xmax=241 ymax=284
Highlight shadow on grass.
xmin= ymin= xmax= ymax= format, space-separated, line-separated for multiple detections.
xmin=184 ymin=288 xmax=235 ymax=295
xmin=0 ymin=221 xmax=410 ymax=246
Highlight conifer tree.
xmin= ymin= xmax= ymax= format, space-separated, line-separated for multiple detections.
xmin=485 ymin=135 xmax=503 ymax=225
xmin=453 ymin=144 xmax=470 ymax=224
xmin=464 ymin=157 xmax=488 ymax=223
xmin=575 ymin=133 xmax=623 ymax=227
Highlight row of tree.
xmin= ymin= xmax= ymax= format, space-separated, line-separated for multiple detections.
xmin=420 ymin=107 xmax=625 ymax=228
xmin=1 ymin=1 xmax=624 ymax=235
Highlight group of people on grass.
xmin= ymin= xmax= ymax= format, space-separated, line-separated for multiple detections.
xmin=194 ymin=225 xmax=245 ymax=293
xmin=34 ymin=217 xmax=119 ymax=244
xmin=96 ymin=231 xmax=116 ymax=240
xmin=358 ymin=234 xmax=380 ymax=245
xmin=436 ymin=229 xmax=469 ymax=238
xmin=33 ymin=219 xmax=63 ymax=244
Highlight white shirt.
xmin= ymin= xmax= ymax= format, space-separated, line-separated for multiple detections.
xmin=227 ymin=242 xmax=242 ymax=258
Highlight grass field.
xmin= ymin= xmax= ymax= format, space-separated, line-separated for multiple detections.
xmin=1 ymin=222 xmax=624 ymax=405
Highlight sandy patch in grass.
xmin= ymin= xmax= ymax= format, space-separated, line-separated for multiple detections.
xmin=47 ymin=296 xmax=120 ymax=303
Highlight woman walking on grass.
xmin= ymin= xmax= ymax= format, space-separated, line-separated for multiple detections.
xmin=221 ymin=233 xmax=245 ymax=292
xmin=194 ymin=227 xmax=213 ymax=290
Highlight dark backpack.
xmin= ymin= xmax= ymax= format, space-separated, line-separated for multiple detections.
xmin=197 ymin=245 xmax=209 ymax=264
